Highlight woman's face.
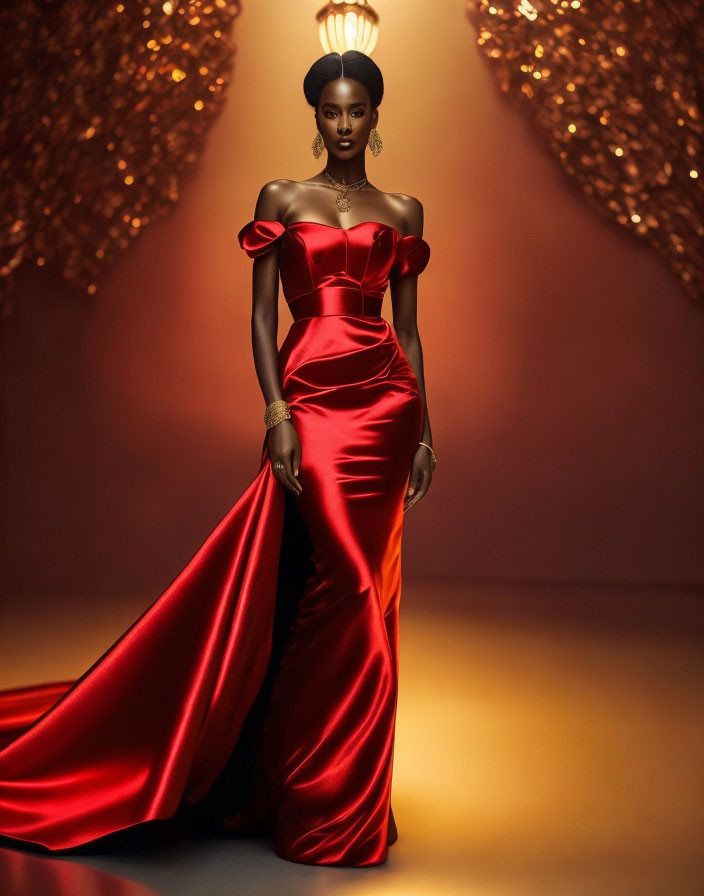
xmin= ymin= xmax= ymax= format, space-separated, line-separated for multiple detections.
xmin=316 ymin=77 xmax=378 ymax=160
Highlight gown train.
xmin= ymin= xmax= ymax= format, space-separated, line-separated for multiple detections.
xmin=0 ymin=218 xmax=431 ymax=866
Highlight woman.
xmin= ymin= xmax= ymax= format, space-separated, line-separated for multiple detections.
xmin=0 ymin=51 xmax=436 ymax=868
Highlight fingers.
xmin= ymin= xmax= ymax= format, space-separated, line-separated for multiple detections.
xmin=404 ymin=466 xmax=432 ymax=512
xmin=271 ymin=460 xmax=296 ymax=494
xmin=271 ymin=454 xmax=302 ymax=495
xmin=286 ymin=445 xmax=303 ymax=493
xmin=405 ymin=465 xmax=421 ymax=499
xmin=282 ymin=460 xmax=302 ymax=495
xmin=404 ymin=478 xmax=426 ymax=511
xmin=292 ymin=443 xmax=302 ymax=480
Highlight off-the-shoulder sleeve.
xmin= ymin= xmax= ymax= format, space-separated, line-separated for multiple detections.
xmin=237 ymin=219 xmax=285 ymax=258
xmin=390 ymin=234 xmax=431 ymax=279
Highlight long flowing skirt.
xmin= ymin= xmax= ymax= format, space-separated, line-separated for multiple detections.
xmin=0 ymin=316 xmax=423 ymax=867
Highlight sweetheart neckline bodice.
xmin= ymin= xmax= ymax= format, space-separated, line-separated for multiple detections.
xmin=254 ymin=218 xmax=419 ymax=242
xmin=237 ymin=218 xmax=431 ymax=290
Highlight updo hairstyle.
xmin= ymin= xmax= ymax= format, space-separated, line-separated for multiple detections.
xmin=303 ymin=51 xmax=384 ymax=110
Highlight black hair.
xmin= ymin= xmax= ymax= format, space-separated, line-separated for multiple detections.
xmin=303 ymin=51 xmax=384 ymax=111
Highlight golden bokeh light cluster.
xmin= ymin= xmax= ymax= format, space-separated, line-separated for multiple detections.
xmin=0 ymin=0 xmax=241 ymax=318
xmin=467 ymin=0 xmax=704 ymax=301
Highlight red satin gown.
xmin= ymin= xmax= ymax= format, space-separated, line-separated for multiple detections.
xmin=0 ymin=218 xmax=431 ymax=867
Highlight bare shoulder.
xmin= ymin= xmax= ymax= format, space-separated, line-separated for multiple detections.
xmin=385 ymin=191 xmax=424 ymax=237
xmin=253 ymin=179 xmax=298 ymax=222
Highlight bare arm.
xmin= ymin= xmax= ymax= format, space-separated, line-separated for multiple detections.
xmin=249 ymin=180 xmax=302 ymax=496
xmin=389 ymin=196 xmax=436 ymax=511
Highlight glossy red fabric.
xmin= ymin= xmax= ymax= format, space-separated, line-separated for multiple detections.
xmin=0 ymin=219 xmax=430 ymax=866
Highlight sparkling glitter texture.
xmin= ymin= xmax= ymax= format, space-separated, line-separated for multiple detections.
xmin=466 ymin=0 xmax=704 ymax=301
xmin=0 ymin=0 xmax=241 ymax=318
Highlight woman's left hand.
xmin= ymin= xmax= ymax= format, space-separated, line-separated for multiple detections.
xmin=403 ymin=444 xmax=436 ymax=512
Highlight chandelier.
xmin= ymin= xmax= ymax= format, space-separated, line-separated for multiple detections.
xmin=316 ymin=0 xmax=379 ymax=55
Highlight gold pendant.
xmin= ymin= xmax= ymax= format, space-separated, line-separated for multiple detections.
xmin=336 ymin=190 xmax=350 ymax=212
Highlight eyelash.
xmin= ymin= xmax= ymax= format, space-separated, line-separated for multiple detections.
xmin=324 ymin=110 xmax=364 ymax=118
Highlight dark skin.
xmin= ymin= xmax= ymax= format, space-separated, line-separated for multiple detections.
xmin=248 ymin=76 xmax=435 ymax=513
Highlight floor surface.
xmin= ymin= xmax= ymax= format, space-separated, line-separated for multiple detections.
xmin=1 ymin=578 xmax=703 ymax=895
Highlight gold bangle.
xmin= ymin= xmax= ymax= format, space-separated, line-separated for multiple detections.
xmin=419 ymin=440 xmax=437 ymax=466
xmin=264 ymin=399 xmax=291 ymax=430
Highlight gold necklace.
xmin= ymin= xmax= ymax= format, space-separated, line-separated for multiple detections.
xmin=323 ymin=169 xmax=367 ymax=212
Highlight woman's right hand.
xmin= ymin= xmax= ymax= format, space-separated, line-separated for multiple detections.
xmin=267 ymin=419 xmax=303 ymax=495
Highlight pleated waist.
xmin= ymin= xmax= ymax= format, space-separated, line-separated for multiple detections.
xmin=287 ymin=285 xmax=384 ymax=322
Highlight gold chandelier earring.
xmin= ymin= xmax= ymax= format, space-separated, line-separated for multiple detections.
xmin=368 ymin=128 xmax=383 ymax=157
xmin=312 ymin=131 xmax=324 ymax=159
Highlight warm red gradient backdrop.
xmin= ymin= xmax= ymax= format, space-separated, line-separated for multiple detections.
xmin=2 ymin=0 xmax=703 ymax=613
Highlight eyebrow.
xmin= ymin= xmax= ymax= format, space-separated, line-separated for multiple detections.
xmin=321 ymin=101 xmax=366 ymax=109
